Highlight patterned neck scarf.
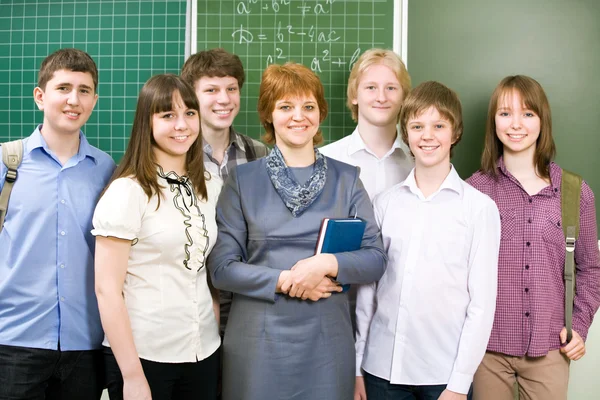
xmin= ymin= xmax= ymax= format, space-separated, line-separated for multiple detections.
xmin=265 ymin=145 xmax=327 ymax=217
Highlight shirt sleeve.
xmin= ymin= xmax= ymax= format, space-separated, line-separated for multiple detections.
xmin=572 ymin=182 xmax=600 ymax=340
xmin=447 ymin=199 xmax=501 ymax=394
xmin=333 ymin=171 xmax=387 ymax=285
xmin=91 ymin=178 xmax=147 ymax=240
xmin=354 ymin=192 xmax=386 ymax=376
xmin=206 ymin=168 xmax=282 ymax=302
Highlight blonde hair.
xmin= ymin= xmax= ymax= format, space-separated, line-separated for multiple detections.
xmin=347 ymin=48 xmax=411 ymax=122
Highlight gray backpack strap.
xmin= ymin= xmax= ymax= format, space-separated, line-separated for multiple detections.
xmin=561 ymin=169 xmax=582 ymax=343
xmin=0 ymin=140 xmax=24 ymax=231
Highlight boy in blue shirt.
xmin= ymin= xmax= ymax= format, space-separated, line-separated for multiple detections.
xmin=0 ymin=48 xmax=115 ymax=399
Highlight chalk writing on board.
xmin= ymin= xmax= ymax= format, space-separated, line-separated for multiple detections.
xmin=230 ymin=0 xmax=360 ymax=72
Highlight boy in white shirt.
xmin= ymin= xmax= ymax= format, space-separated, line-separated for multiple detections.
xmin=320 ymin=49 xmax=414 ymax=331
xmin=355 ymin=81 xmax=501 ymax=400
xmin=320 ymin=48 xmax=413 ymax=201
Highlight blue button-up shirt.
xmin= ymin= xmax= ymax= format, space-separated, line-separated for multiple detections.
xmin=0 ymin=126 xmax=115 ymax=350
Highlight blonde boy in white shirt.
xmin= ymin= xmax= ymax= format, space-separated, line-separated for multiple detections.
xmin=320 ymin=49 xmax=414 ymax=333
xmin=355 ymin=81 xmax=501 ymax=400
xmin=320 ymin=48 xmax=413 ymax=201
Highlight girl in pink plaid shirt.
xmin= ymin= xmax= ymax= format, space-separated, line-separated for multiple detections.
xmin=467 ymin=75 xmax=600 ymax=400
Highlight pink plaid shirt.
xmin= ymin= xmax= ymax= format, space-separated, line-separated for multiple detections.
xmin=467 ymin=159 xmax=600 ymax=357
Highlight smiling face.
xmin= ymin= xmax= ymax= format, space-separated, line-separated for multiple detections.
xmin=352 ymin=63 xmax=404 ymax=129
xmin=34 ymin=69 xmax=98 ymax=137
xmin=271 ymin=94 xmax=320 ymax=153
xmin=152 ymin=90 xmax=200 ymax=164
xmin=495 ymin=89 xmax=541 ymax=158
xmin=406 ymin=106 xmax=454 ymax=171
xmin=194 ymin=75 xmax=240 ymax=135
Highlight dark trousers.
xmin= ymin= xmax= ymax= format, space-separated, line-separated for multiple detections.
xmin=104 ymin=346 xmax=219 ymax=400
xmin=365 ymin=371 xmax=473 ymax=400
xmin=0 ymin=344 xmax=104 ymax=400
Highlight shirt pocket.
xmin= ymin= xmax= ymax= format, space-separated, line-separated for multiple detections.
xmin=436 ymin=225 xmax=468 ymax=269
xmin=499 ymin=208 xmax=517 ymax=241
xmin=542 ymin=207 xmax=564 ymax=247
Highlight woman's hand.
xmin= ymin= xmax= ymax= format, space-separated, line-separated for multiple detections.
xmin=284 ymin=254 xmax=338 ymax=298
xmin=301 ymin=277 xmax=343 ymax=301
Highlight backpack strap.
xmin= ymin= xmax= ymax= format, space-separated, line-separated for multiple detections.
xmin=238 ymin=133 xmax=257 ymax=162
xmin=561 ymin=169 xmax=582 ymax=343
xmin=0 ymin=139 xmax=24 ymax=232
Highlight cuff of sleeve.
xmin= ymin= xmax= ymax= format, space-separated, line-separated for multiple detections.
xmin=572 ymin=318 xmax=590 ymax=341
xmin=356 ymin=354 xmax=364 ymax=376
xmin=446 ymin=372 xmax=472 ymax=395
xmin=333 ymin=253 xmax=352 ymax=283
xmin=90 ymin=228 xmax=136 ymax=241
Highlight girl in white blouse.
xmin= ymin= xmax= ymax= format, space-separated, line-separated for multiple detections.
xmin=93 ymin=74 xmax=221 ymax=400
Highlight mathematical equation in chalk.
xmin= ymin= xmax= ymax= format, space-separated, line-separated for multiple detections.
xmin=236 ymin=0 xmax=336 ymax=16
xmin=232 ymin=23 xmax=341 ymax=45
xmin=230 ymin=0 xmax=362 ymax=72
xmin=263 ymin=47 xmax=361 ymax=73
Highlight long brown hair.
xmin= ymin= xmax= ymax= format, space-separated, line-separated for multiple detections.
xmin=481 ymin=75 xmax=555 ymax=178
xmin=106 ymin=74 xmax=207 ymax=205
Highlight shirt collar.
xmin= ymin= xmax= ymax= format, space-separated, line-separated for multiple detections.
xmin=401 ymin=165 xmax=463 ymax=200
xmin=26 ymin=125 xmax=97 ymax=164
xmin=203 ymin=127 xmax=245 ymax=155
xmin=346 ymin=127 xmax=405 ymax=157
xmin=497 ymin=156 xmax=559 ymax=197
xmin=229 ymin=127 xmax=247 ymax=153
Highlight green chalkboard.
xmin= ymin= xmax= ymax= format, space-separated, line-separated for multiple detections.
xmin=408 ymin=0 xmax=600 ymax=233
xmin=0 ymin=0 xmax=188 ymax=162
xmin=196 ymin=0 xmax=396 ymax=144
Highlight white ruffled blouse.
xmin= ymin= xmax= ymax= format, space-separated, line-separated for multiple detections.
xmin=92 ymin=171 xmax=221 ymax=363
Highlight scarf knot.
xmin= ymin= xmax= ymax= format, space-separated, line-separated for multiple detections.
xmin=265 ymin=145 xmax=327 ymax=217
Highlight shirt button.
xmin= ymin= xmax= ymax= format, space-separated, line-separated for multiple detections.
xmin=528 ymin=218 xmax=532 ymax=224
xmin=60 ymin=231 xmax=66 ymax=236
xmin=60 ymin=199 xmax=66 ymax=204
xmin=528 ymin=198 xmax=532 ymax=203
xmin=525 ymin=312 xmax=530 ymax=317
xmin=60 ymin=297 xmax=65 ymax=302
xmin=525 ymin=265 xmax=530 ymax=270
xmin=60 ymin=264 xmax=65 ymax=269
xmin=525 ymin=288 xmax=529 ymax=292
xmin=526 ymin=242 xmax=531 ymax=246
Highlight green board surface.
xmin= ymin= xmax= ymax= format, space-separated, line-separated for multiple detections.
xmin=0 ymin=0 xmax=187 ymax=162
xmin=197 ymin=0 xmax=395 ymax=144
xmin=408 ymin=0 xmax=600 ymax=233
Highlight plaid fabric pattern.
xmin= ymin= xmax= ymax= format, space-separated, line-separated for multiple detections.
xmin=203 ymin=128 xmax=269 ymax=182
xmin=467 ymin=158 xmax=600 ymax=357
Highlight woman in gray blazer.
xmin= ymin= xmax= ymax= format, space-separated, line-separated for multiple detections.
xmin=207 ymin=62 xmax=387 ymax=400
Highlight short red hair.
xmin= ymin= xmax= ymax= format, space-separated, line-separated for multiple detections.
xmin=258 ymin=62 xmax=328 ymax=145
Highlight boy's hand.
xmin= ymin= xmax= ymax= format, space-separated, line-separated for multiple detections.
xmin=437 ymin=389 xmax=466 ymax=400
xmin=560 ymin=327 xmax=586 ymax=360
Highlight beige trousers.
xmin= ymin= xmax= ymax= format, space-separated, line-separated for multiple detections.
xmin=473 ymin=350 xmax=570 ymax=400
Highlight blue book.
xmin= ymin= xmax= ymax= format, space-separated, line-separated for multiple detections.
xmin=315 ymin=218 xmax=366 ymax=293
